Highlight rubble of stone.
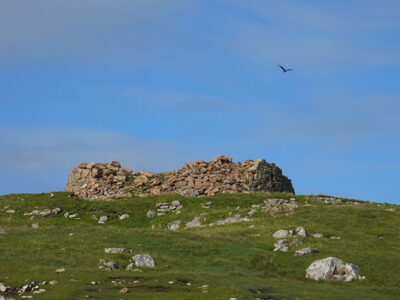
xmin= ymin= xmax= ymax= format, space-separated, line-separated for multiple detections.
xmin=155 ymin=200 xmax=182 ymax=216
xmin=0 ymin=280 xmax=55 ymax=298
xmin=65 ymin=161 xmax=133 ymax=200
xmin=65 ymin=155 xmax=294 ymax=199
xmin=24 ymin=208 xmax=61 ymax=217
xmin=306 ymin=257 xmax=365 ymax=281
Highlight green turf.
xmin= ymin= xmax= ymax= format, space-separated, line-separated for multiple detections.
xmin=0 ymin=192 xmax=399 ymax=299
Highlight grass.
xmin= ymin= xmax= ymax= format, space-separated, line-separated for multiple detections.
xmin=0 ymin=192 xmax=399 ymax=299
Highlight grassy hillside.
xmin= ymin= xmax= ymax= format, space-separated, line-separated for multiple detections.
xmin=0 ymin=192 xmax=399 ymax=299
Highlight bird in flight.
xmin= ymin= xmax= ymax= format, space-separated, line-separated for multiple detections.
xmin=278 ymin=64 xmax=294 ymax=73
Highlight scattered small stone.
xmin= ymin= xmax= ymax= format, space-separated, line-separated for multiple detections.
xmin=69 ymin=233 xmax=74 ymax=236
xmin=216 ymin=214 xmax=250 ymax=225
xmin=49 ymin=280 xmax=58 ymax=285
xmin=104 ymin=248 xmax=125 ymax=254
xmin=55 ymin=268 xmax=65 ymax=273
xmin=119 ymin=287 xmax=128 ymax=294
xmin=186 ymin=282 xmax=191 ymax=286
xmin=330 ymin=236 xmax=341 ymax=239
xmin=91 ymin=281 xmax=97 ymax=285
xmin=306 ymin=257 xmax=365 ymax=281
xmin=313 ymin=233 xmax=324 ymax=238
xmin=185 ymin=216 xmax=203 ymax=228
xmin=50 ymin=193 xmax=55 ymax=197
xmin=0 ymin=227 xmax=7 ymax=234
xmin=291 ymin=238 xmax=304 ymax=246
xmin=168 ymin=281 xmax=175 ymax=284
xmin=0 ymin=282 xmax=8 ymax=292
xmin=247 ymin=209 xmax=257 ymax=216
xmin=295 ymin=247 xmax=318 ymax=256
xmin=99 ymin=259 xmax=119 ymax=271
xmin=295 ymin=227 xmax=308 ymax=237
xmin=273 ymin=239 xmax=289 ymax=252
xmin=146 ymin=210 xmax=156 ymax=218
xmin=309 ymin=196 xmax=342 ymax=204
xmin=385 ymin=208 xmax=395 ymax=212
xmin=119 ymin=214 xmax=129 ymax=220
xmin=32 ymin=223 xmax=39 ymax=229
xmin=167 ymin=220 xmax=181 ymax=231
xmin=98 ymin=216 xmax=108 ymax=224
xmin=5 ymin=210 xmax=15 ymax=214
xmin=68 ymin=213 xmax=78 ymax=218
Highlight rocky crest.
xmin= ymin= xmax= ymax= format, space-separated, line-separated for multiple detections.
xmin=65 ymin=155 xmax=294 ymax=199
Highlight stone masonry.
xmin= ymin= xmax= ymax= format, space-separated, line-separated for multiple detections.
xmin=65 ymin=155 xmax=295 ymax=199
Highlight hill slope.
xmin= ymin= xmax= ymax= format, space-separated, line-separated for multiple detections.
xmin=0 ymin=192 xmax=399 ymax=299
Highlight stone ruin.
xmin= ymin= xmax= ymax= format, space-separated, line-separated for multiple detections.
xmin=65 ymin=155 xmax=295 ymax=200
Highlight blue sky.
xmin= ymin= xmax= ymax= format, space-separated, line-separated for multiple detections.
xmin=1 ymin=0 xmax=399 ymax=203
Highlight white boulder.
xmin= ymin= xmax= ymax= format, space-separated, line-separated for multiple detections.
xmin=306 ymin=257 xmax=364 ymax=281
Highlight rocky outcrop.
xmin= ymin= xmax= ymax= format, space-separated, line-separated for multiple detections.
xmin=65 ymin=155 xmax=294 ymax=199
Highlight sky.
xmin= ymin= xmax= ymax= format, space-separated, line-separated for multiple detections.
xmin=1 ymin=0 xmax=399 ymax=203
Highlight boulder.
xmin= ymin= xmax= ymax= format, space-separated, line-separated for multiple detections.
xmin=132 ymin=254 xmax=155 ymax=268
xmin=119 ymin=214 xmax=129 ymax=220
xmin=272 ymin=229 xmax=291 ymax=239
xmin=306 ymin=257 xmax=364 ymax=281
xmin=295 ymin=227 xmax=308 ymax=237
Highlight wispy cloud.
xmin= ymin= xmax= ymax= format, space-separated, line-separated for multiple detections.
xmin=0 ymin=126 xmax=192 ymax=194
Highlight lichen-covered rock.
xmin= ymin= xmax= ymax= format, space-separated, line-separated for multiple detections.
xmin=306 ymin=257 xmax=364 ymax=281
xmin=65 ymin=155 xmax=294 ymax=199
xmin=132 ymin=254 xmax=155 ymax=268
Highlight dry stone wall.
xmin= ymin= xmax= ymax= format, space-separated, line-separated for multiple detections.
xmin=65 ymin=155 xmax=295 ymax=199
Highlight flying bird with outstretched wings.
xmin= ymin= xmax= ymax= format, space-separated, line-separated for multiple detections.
xmin=278 ymin=65 xmax=294 ymax=73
